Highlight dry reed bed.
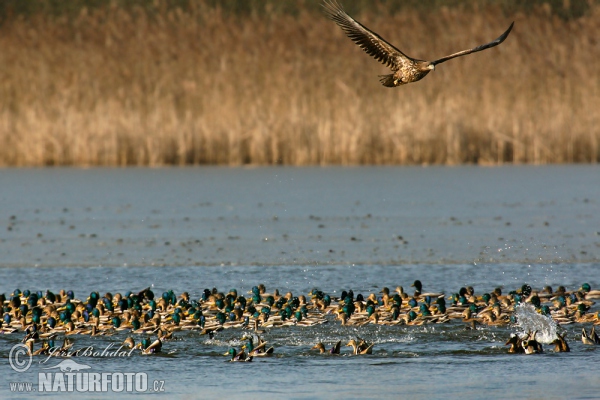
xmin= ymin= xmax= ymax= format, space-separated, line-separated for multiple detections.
xmin=0 ymin=3 xmax=598 ymax=166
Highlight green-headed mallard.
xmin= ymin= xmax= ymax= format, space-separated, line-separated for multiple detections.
xmin=242 ymin=339 xmax=274 ymax=357
xmin=579 ymin=283 xmax=600 ymax=299
xmin=137 ymin=337 xmax=162 ymax=354
xmin=411 ymin=280 xmax=443 ymax=299
xmin=224 ymin=347 xmax=252 ymax=362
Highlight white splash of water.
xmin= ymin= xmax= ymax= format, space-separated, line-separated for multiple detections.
xmin=513 ymin=303 xmax=558 ymax=344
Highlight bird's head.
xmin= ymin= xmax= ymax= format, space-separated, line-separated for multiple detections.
xmin=428 ymin=63 xmax=435 ymax=71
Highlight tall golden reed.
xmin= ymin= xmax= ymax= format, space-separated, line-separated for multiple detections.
xmin=0 ymin=2 xmax=598 ymax=166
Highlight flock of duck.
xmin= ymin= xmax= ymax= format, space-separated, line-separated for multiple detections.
xmin=3 ymin=280 xmax=600 ymax=362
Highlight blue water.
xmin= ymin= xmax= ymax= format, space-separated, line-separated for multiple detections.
xmin=0 ymin=166 xmax=599 ymax=399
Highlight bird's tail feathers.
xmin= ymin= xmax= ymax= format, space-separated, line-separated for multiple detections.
xmin=378 ymin=74 xmax=397 ymax=88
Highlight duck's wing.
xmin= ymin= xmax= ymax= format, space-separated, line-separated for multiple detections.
xmin=582 ymin=328 xmax=594 ymax=344
xmin=361 ymin=344 xmax=375 ymax=354
xmin=331 ymin=340 xmax=341 ymax=354
xmin=252 ymin=341 xmax=268 ymax=353
xmin=431 ymin=22 xmax=514 ymax=66
xmin=591 ymin=326 xmax=600 ymax=344
xmin=145 ymin=338 xmax=162 ymax=353
xmin=322 ymin=0 xmax=414 ymax=71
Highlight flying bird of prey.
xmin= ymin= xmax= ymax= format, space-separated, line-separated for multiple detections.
xmin=322 ymin=1 xmax=514 ymax=87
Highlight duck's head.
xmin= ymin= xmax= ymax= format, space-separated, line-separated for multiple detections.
xmin=408 ymin=310 xmax=417 ymax=322
xmin=449 ymin=293 xmax=459 ymax=305
xmin=224 ymin=348 xmax=236 ymax=357
xmin=419 ymin=304 xmax=431 ymax=316
xmin=530 ymin=295 xmax=541 ymax=309
xmin=513 ymin=294 xmax=522 ymax=305
xmin=342 ymin=303 xmax=354 ymax=317
xmin=520 ymin=284 xmax=532 ymax=297
xmin=312 ymin=343 xmax=325 ymax=352
xmin=59 ymin=311 xmax=71 ymax=323
xmin=11 ymin=295 xmax=21 ymax=309
xmin=482 ymin=293 xmax=491 ymax=305
xmin=265 ymin=296 xmax=275 ymax=307
xmin=411 ymin=280 xmax=423 ymax=293
xmin=88 ymin=291 xmax=99 ymax=307
xmin=27 ymin=293 xmax=38 ymax=308
xmin=123 ymin=337 xmax=135 ymax=349
xmin=580 ymin=283 xmax=591 ymax=293
xmin=553 ymin=296 xmax=566 ymax=309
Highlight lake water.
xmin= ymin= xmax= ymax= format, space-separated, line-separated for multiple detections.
xmin=1 ymin=166 xmax=599 ymax=399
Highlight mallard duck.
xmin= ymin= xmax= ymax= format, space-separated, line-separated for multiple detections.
xmin=157 ymin=327 xmax=175 ymax=341
xmin=411 ymin=280 xmax=444 ymax=299
xmin=242 ymin=339 xmax=274 ymax=357
xmin=137 ymin=337 xmax=162 ymax=354
xmin=522 ymin=331 xmax=543 ymax=354
xmin=579 ymin=283 xmax=600 ymax=299
xmin=224 ymin=347 xmax=252 ymax=362
xmin=346 ymin=338 xmax=374 ymax=355
xmin=122 ymin=337 xmax=136 ymax=349
xmin=550 ymin=333 xmax=570 ymax=352
xmin=582 ymin=326 xmax=600 ymax=345
xmin=25 ymin=338 xmax=52 ymax=356
xmin=505 ymin=335 xmax=524 ymax=354
xmin=312 ymin=340 xmax=341 ymax=354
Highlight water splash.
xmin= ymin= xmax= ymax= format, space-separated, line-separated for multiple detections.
xmin=513 ymin=303 xmax=557 ymax=344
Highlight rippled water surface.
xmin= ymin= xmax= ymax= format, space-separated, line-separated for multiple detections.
xmin=1 ymin=166 xmax=599 ymax=399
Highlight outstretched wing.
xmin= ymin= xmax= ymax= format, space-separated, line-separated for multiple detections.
xmin=322 ymin=0 xmax=413 ymax=71
xmin=432 ymin=22 xmax=514 ymax=66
